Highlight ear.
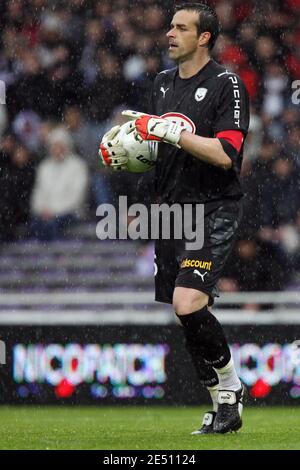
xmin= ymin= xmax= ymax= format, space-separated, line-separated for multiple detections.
xmin=198 ymin=31 xmax=211 ymax=48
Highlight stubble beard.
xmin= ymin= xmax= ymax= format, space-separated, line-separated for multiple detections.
xmin=171 ymin=48 xmax=197 ymax=65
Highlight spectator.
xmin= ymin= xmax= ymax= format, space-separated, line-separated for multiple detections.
xmin=7 ymin=50 xmax=48 ymax=119
xmin=285 ymin=125 xmax=300 ymax=168
xmin=0 ymin=140 xmax=35 ymax=241
xmin=79 ymin=19 xmax=107 ymax=86
xmin=64 ymin=104 xmax=111 ymax=206
xmin=259 ymin=157 xmax=300 ymax=229
xmin=262 ymin=63 xmax=289 ymax=119
xmin=30 ymin=126 xmax=88 ymax=240
xmin=0 ymin=104 xmax=8 ymax=138
xmin=64 ymin=105 xmax=99 ymax=168
xmin=0 ymin=133 xmax=17 ymax=240
xmin=87 ymin=52 xmax=128 ymax=122
xmin=220 ymin=237 xmax=287 ymax=294
xmin=8 ymin=144 xmax=35 ymax=238
xmin=12 ymin=110 xmax=42 ymax=152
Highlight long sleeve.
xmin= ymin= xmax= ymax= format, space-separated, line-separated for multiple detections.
xmin=55 ymin=157 xmax=89 ymax=215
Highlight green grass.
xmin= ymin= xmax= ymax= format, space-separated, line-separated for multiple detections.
xmin=0 ymin=406 xmax=299 ymax=450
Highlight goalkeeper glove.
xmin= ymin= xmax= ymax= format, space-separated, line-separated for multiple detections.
xmin=98 ymin=125 xmax=128 ymax=171
xmin=122 ymin=110 xmax=186 ymax=147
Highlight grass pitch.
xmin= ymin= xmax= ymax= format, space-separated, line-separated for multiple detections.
xmin=0 ymin=406 xmax=299 ymax=450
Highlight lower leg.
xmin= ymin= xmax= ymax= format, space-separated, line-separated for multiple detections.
xmin=177 ymin=306 xmax=240 ymax=391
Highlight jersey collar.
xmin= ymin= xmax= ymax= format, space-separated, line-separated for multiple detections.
xmin=162 ymin=60 xmax=223 ymax=111
xmin=174 ymin=59 xmax=223 ymax=85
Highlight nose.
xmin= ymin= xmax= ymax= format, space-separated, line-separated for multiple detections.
xmin=166 ymin=27 xmax=175 ymax=38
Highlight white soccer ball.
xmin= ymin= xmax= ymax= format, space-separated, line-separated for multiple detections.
xmin=118 ymin=121 xmax=157 ymax=173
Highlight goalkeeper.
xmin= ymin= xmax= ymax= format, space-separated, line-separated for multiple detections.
xmin=99 ymin=2 xmax=249 ymax=434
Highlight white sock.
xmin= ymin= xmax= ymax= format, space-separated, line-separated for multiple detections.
xmin=207 ymin=385 xmax=219 ymax=412
xmin=213 ymin=358 xmax=241 ymax=391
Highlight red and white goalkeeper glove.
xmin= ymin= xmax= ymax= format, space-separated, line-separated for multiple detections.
xmin=98 ymin=125 xmax=128 ymax=171
xmin=122 ymin=110 xmax=186 ymax=147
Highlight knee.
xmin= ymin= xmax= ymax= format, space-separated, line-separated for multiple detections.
xmin=173 ymin=287 xmax=209 ymax=315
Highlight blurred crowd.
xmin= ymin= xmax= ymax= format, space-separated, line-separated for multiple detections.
xmin=0 ymin=0 xmax=300 ymax=293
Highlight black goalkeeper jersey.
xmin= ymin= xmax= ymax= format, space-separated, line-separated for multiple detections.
xmin=150 ymin=59 xmax=250 ymax=203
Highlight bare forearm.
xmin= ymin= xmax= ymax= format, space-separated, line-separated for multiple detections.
xmin=179 ymin=131 xmax=232 ymax=170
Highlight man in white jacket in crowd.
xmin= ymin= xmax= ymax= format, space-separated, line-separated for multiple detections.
xmin=30 ymin=126 xmax=88 ymax=240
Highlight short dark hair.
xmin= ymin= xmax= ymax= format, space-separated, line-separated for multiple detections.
xmin=174 ymin=2 xmax=220 ymax=51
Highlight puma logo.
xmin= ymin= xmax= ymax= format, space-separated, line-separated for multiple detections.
xmin=193 ymin=270 xmax=208 ymax=282
xmin=160 ymin=86 xmax=169 ymax=98
xmin=217 ymin=70 xmax=234 ymax=77
xmin=220 ymin=393 xmax=232 ymax=400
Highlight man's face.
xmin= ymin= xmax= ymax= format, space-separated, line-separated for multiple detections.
xmin=166 ymin=10 xmax=201 ymax=63
xmin=50 ymin=142 xmax=67 ymax=161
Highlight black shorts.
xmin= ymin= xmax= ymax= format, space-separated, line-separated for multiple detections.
xmin=155 ymin=199 xmax=242 ymax=306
